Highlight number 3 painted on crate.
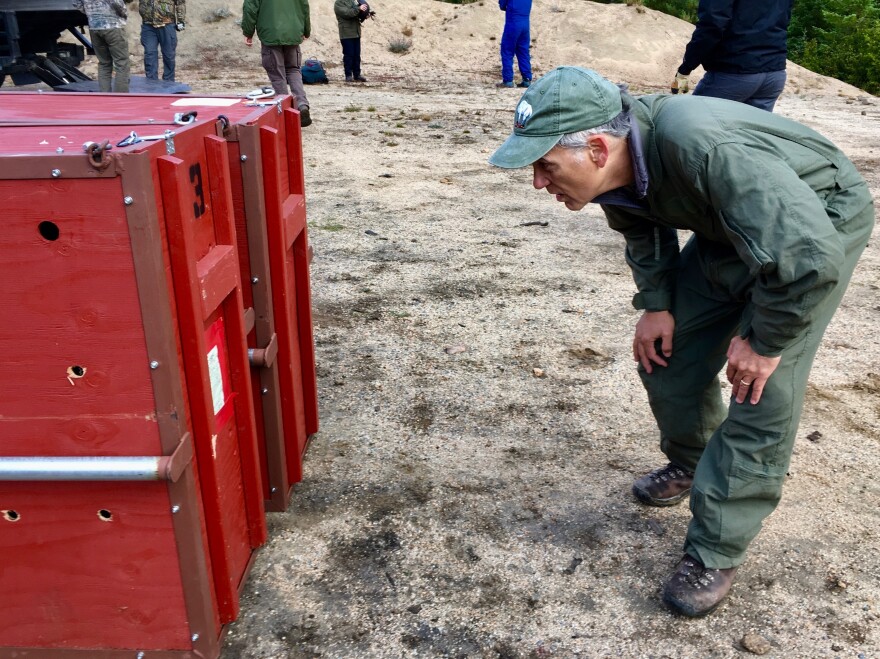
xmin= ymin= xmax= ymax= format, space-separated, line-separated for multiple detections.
xmin=190 ymin=162 xmax=206 ymax=219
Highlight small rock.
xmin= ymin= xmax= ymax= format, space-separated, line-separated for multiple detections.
xmin=831 ymin=644 xmax=844 ymax=652
xmin=741 ymin=632 xmax=772 ymax=655
xmin=439 ymin=177 xmax=452 ymax=184
xmin=365 ymin=229 xmax=378 ymax=236
xmin=806 ymin=430 xmax=822 ymax=442
xmin=407 ymin=604 xmax=422 ymax=614
xmin=647 ymin=518 xmax=666 ymax=536
xmin=532 ymin=368 xmax=545 ymax=378
xmin=862 ymin=110 xmax=867 ymax=116
xmin=378 ymin=173 xmax=393 ymax=178
xmin=444 ymin=345 xmax=467 ymax=355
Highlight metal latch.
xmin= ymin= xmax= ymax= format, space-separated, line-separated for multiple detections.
xmin=117 ymin=129 xmax=176 ymax=154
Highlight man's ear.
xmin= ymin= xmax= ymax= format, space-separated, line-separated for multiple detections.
xmin=587 ymin=135 xmax=612 ymax=168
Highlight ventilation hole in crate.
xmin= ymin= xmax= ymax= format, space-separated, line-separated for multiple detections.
xmin=2 ymin=510 xmax=20 ymax=522
xmin=98 ymin=509 xmax=113 ymax=521
xmin=67 ymin=365 xmax=86 ymax=379
xmin=38 ymin=221 xmax=60 ymax=241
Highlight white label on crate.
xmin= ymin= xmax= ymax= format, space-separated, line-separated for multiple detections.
xmin=171 ymin=98 xmax=242 ymax=107
xmin=207 ymin=345 xmax=225 ymax=415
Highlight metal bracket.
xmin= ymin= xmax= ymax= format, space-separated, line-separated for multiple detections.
xmin=248 ymin=333 xmax=278 ymax=368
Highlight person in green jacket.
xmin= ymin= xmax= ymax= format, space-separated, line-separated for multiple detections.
xmin=334 ymin=0 xmax=370 ymax=83
xmin=490 ymin=66 xmax=874 ymax=617
xmin=241 ymin=0 xmax=313 ymax=127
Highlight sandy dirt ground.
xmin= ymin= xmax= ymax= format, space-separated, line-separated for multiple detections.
xmin=83 ymin=0 xmax=880 ymax=656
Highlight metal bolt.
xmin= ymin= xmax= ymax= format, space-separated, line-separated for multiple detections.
xmin=56 ymin=147 xmax=64 ymax=154
xmin=51 ymin=169 xmax=61 ymax=178
xmin=271 ymin=487 xmax=277 ymax=493
xmin=261 ymin=388 xmax=269 ymax=395
xmin=137 ymin=653 xmax=145 ymax=659
xmin=124 ymin=196 xmax=134 ymax=206
xmin=171 ymin=505 xmax=180 ymax=514
xmin=240 ymin=154 xmax=248 ymax=162
xmin=251 ymin=276 xmax=259 ymax=284
xmin=149 ymin=360 xmax=160 ymax=370
xmin=191 ymin=633 xmax=200 ymax=642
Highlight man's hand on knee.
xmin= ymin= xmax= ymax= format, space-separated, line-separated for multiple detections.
xmin=633 ymin=310 xmax=675 ymax=374
xmin=725 ymin=336 xmax=781 ymax=405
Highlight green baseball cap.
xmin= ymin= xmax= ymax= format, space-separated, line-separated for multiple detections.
xmin=489 ymin=66 xmax=623 ymax=169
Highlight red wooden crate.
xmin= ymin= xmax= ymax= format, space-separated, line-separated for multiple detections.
xmin=0 ymin=106 xmax=267 ymax=657
xmin=0 ymin=92 xmax=320 ymax=512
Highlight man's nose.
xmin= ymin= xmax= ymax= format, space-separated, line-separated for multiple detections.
xmin=533 ymin=170 xmax=548 ymax=190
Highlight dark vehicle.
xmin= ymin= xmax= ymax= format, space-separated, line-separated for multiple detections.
xmin=0 ymin=0 xmax=91 ymax=88
xmin=0 ymin=0 xmax=189 ymax=92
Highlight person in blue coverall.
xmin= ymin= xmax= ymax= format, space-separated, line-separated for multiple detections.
xmin=497 ymin=0 xmax=532 ymax=89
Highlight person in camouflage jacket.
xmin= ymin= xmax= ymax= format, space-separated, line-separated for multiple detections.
xmin=75 ymin=0 xmax=131 ymax=92
xmin=138 ymin=0 xmax=185 ymax=82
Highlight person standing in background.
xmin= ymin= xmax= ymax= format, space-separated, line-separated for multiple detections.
xmin=139 ymin=0 xmax=185 ymax=82
xmin=672 ymin=0 xmax=794 ymax=111
xmin=242 ymin=0 xmax=313 ymax=127
xmin=334 ymin=0 xmax=370 ymax=83
xmin=75 ymin=0 xmax=131 ymax=92
xmin=496 ymin=0 xmax=532 ymax=89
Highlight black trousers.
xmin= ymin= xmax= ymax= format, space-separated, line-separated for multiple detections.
xmin=340 ymin=37 xmax=361 ymax=79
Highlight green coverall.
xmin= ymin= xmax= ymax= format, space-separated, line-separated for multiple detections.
xmin=603 ymin=93 xmax=875 ymax=569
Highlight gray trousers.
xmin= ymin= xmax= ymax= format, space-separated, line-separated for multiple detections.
xmin=639 ymin=183 xmax=874 ymax=569
xmin=693 ymin=70 xmax=787 ymax=112
xmin=91 ymin=27 xmax=130 ymax=93
xmin=260 ymin=43 xmax=309 ymax=110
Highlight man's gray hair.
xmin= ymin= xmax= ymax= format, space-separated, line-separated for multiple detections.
xmin=557 ymin=109 xmax=632 ymax=148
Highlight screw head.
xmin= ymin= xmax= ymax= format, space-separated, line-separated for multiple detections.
xmin=240 ymin=154 xmax=248 ymax=162
xmin=171 ymin=505 xmax=180 ymax=514
xmin=51 ymin=169 xmax=61 ymax=178
xmin=124 ymin=196 xmax=134 ymax=206
xmin=56 ymin=147 xmax=64 ymax=154
xmin=149 ymin=360 xmax=160 ymax=370
xmin=191 ymin=633 xmax=200 ymax=642
xmin=251 ymin=276 xmax=259 ymax=284
xmin=261 ymin=388 xmax=269 ymax=395
xmin=271 ymin=487 xmax=277 ymax=493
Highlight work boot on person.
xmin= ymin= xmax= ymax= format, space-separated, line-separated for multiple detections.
xmin=299 ymin=106 xmax=312 ymax=127
xmin=662 ymin=554 xmax=738 ymax=617
xmin=354 ymin=75 xmax=368 ymax=82
xmin=517 ymin=78 xmax=531 ymax=88
xmin=345 ymin=75 xmax=354 ymax=83
xmin=632 ymin=463 xmax=693 ymax=506
xmin=496 ymin=80 xmax=515 ymax=88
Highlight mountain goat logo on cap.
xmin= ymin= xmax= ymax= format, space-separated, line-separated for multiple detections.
xmin=515 ymin=100 xmax=533 ymax=129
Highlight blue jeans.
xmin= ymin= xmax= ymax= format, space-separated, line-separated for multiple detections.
xmin=140 ymin=23 xmax=177 ymax=82
xmin=693 ymin=70 xmax=787 ymax=112
xmin=500 ymin=15 xmax=531 ymax=84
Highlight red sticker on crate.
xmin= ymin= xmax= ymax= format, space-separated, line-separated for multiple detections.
xmin=205 ymin=317 xmax=234 ymax=429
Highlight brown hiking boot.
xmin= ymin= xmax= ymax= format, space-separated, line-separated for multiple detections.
xmin=662 ymin=554 xmax=738 ymax=617
xmin=632 ymin=463 xmax=694 ymax=506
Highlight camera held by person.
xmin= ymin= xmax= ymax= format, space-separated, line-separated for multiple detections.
xmin=358 ymin=2 xmax=376 ymax=22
